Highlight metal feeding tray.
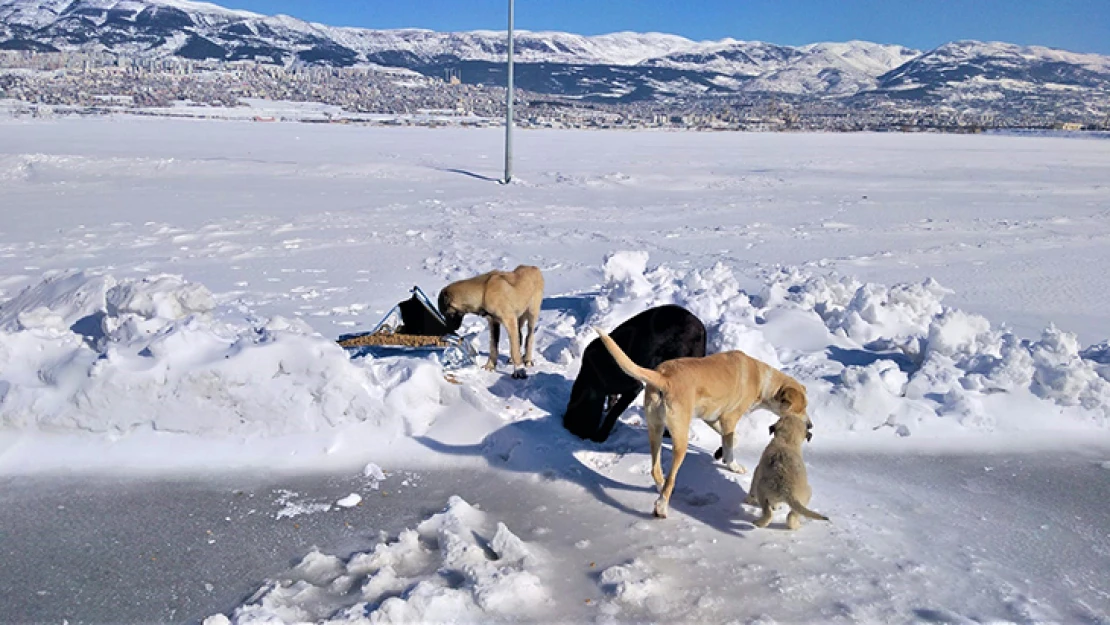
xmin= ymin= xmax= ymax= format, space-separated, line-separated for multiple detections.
xmin=337 ymin=286 xmax=477 ymax=369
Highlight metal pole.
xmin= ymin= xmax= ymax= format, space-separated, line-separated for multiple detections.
xmin=503 ymin=0 xmax=514 ymax=184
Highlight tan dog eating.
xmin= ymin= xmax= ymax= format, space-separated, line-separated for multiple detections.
xmin=439 ymin=266 xmax=544 ymax=379
xmin=746 ymin=416 xmax=829 ymax=530
xmin=594 ymin=327 xmax=811 ymax=518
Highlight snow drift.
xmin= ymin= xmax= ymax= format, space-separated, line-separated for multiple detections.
xmin=206 ymin=496 xmax=549 ymax=625
xmin=0 ymin=271 xmax=462 ymax=439
xmin=575 ymin=252 xmax=1110 ymax=440
xmin=1 ymin=255 xmax=1107 ymax=452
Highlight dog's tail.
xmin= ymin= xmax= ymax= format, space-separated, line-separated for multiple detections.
xmin=593 ymin=327 xmax=670 ymax=393
xmin=786 ymin=496 xmax=830 ymax=522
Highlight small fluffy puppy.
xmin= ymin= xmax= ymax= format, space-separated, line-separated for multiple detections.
xmin=747 ymin=416 xmax=829 ymax=530
xmin=438 ymin=265 xmax=544 ymax=379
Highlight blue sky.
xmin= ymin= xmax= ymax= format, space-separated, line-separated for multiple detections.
xmin=222 ymin=0 xmax=1110 ymax=54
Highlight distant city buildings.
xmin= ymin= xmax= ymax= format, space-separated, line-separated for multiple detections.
xmin=1 ymin=50 xmax=1107 ymax=132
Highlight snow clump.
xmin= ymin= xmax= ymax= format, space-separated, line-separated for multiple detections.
xmin=214 ymin=496 xmax=550 ymax=624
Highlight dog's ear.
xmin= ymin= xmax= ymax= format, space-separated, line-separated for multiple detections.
xmin=775 ymin=385 xmax=807 ymax=414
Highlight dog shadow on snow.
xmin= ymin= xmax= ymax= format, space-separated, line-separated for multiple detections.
xmin=415 ymin=372 xmax=756 ymax=536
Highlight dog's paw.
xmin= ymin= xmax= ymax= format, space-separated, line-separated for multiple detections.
xmin=511 ymin=369 xmax=528 ymax=380
xmin=726 ymin=461 xmax=747 ymax=475
xmin=523 ymin=359 xmax=534 ymax=367
xmin=742 ymin=494 xmax=757 ymax=506
xmin=653 ymin=498 xmax=669 ymax=519
xmin=482 ymin=361 xmax=497 ymax=371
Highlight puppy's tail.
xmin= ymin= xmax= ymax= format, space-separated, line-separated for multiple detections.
xmin=786 ymin=496 xmax=830 ymax=522
xmin=593 ymin=326 xmax=670 ymax=393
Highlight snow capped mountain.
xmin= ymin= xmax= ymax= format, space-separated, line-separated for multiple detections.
xmin=744 ymin=41 xmax=920 ymax=96
xmin=0 ymin=0 xmax=889 ymax=75
xmin=0 ymin=0 xmax=257 ymax=29
xmin=639 ymin=39 xmax=803 ymax=76
xmin=879 ymin=40 xmax=1110 ymax=96
xmin=0 ymin=0 xmax=705 ymax=66
xmin=2 ymin=0 xmax=1109 ymax=106
xmin=320 ymin=28 xmax=699 ymax=66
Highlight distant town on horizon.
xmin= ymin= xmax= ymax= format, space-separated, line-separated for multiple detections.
xmin=2 ymin=0 xmax=1109 ymax=131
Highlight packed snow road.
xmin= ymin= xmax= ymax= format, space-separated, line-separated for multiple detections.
xmin=1 ymin=448 xmax=1107 ymax=624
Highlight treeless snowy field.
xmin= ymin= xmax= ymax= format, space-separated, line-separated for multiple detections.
xmin=1 ymin=117 xmax=1109 ymax=623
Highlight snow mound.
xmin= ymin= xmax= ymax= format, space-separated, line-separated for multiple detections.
xmin=212 ymin=496 xmax=550 ymax=624
xmin=0 ymin=271 xmax=456 ymax=437
xmin=598 ymin=558 xmax=668 ymax=613
xmin=2 ymin=255 xmax=1108 ymax=453
xmin=589 ymin=252 xmax=768 ymax=360
xmin=583 ymin=253 xmax=1110 ymax=438
xmin=761 ymin=267 xmax=949 ymax=346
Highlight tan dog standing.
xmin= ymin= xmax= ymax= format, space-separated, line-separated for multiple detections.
xmin=746 ymin=416 xmax=829 ymax=530
xmin=594 ymin=327 xmax=811 ymax=519
xmin=439 ymin=266 xmax=544 ymax=379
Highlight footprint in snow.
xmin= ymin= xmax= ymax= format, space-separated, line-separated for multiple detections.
xmin=683 ymin=492 xmax=720 ymax=507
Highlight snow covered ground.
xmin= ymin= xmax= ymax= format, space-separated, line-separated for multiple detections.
xmin=1 ymin=116 xmax=1109 ymax=623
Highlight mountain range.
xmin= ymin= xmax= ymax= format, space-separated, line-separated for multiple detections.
xmin=2 ymin=0 xmax=1110 ymax=109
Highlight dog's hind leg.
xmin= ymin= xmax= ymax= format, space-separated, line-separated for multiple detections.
xmin=744 ymin=465 xmax=762 ymax=506
xmin=654 ymin=409 xmax=690 ymax=519
xmin=647 ymin=407 xmax=666 ymax=492
xmin=754 ymin=501 xmax=773 ymax=528
xmin=484 ymin=318 xmax=501 ymax=371
xmin=504 ymin=316 xmax=526 ymax=379
xmin=522 ymin=309 xmax=537 ymax=367
xmin=786 ymin=510 xmax=802 ymax=530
